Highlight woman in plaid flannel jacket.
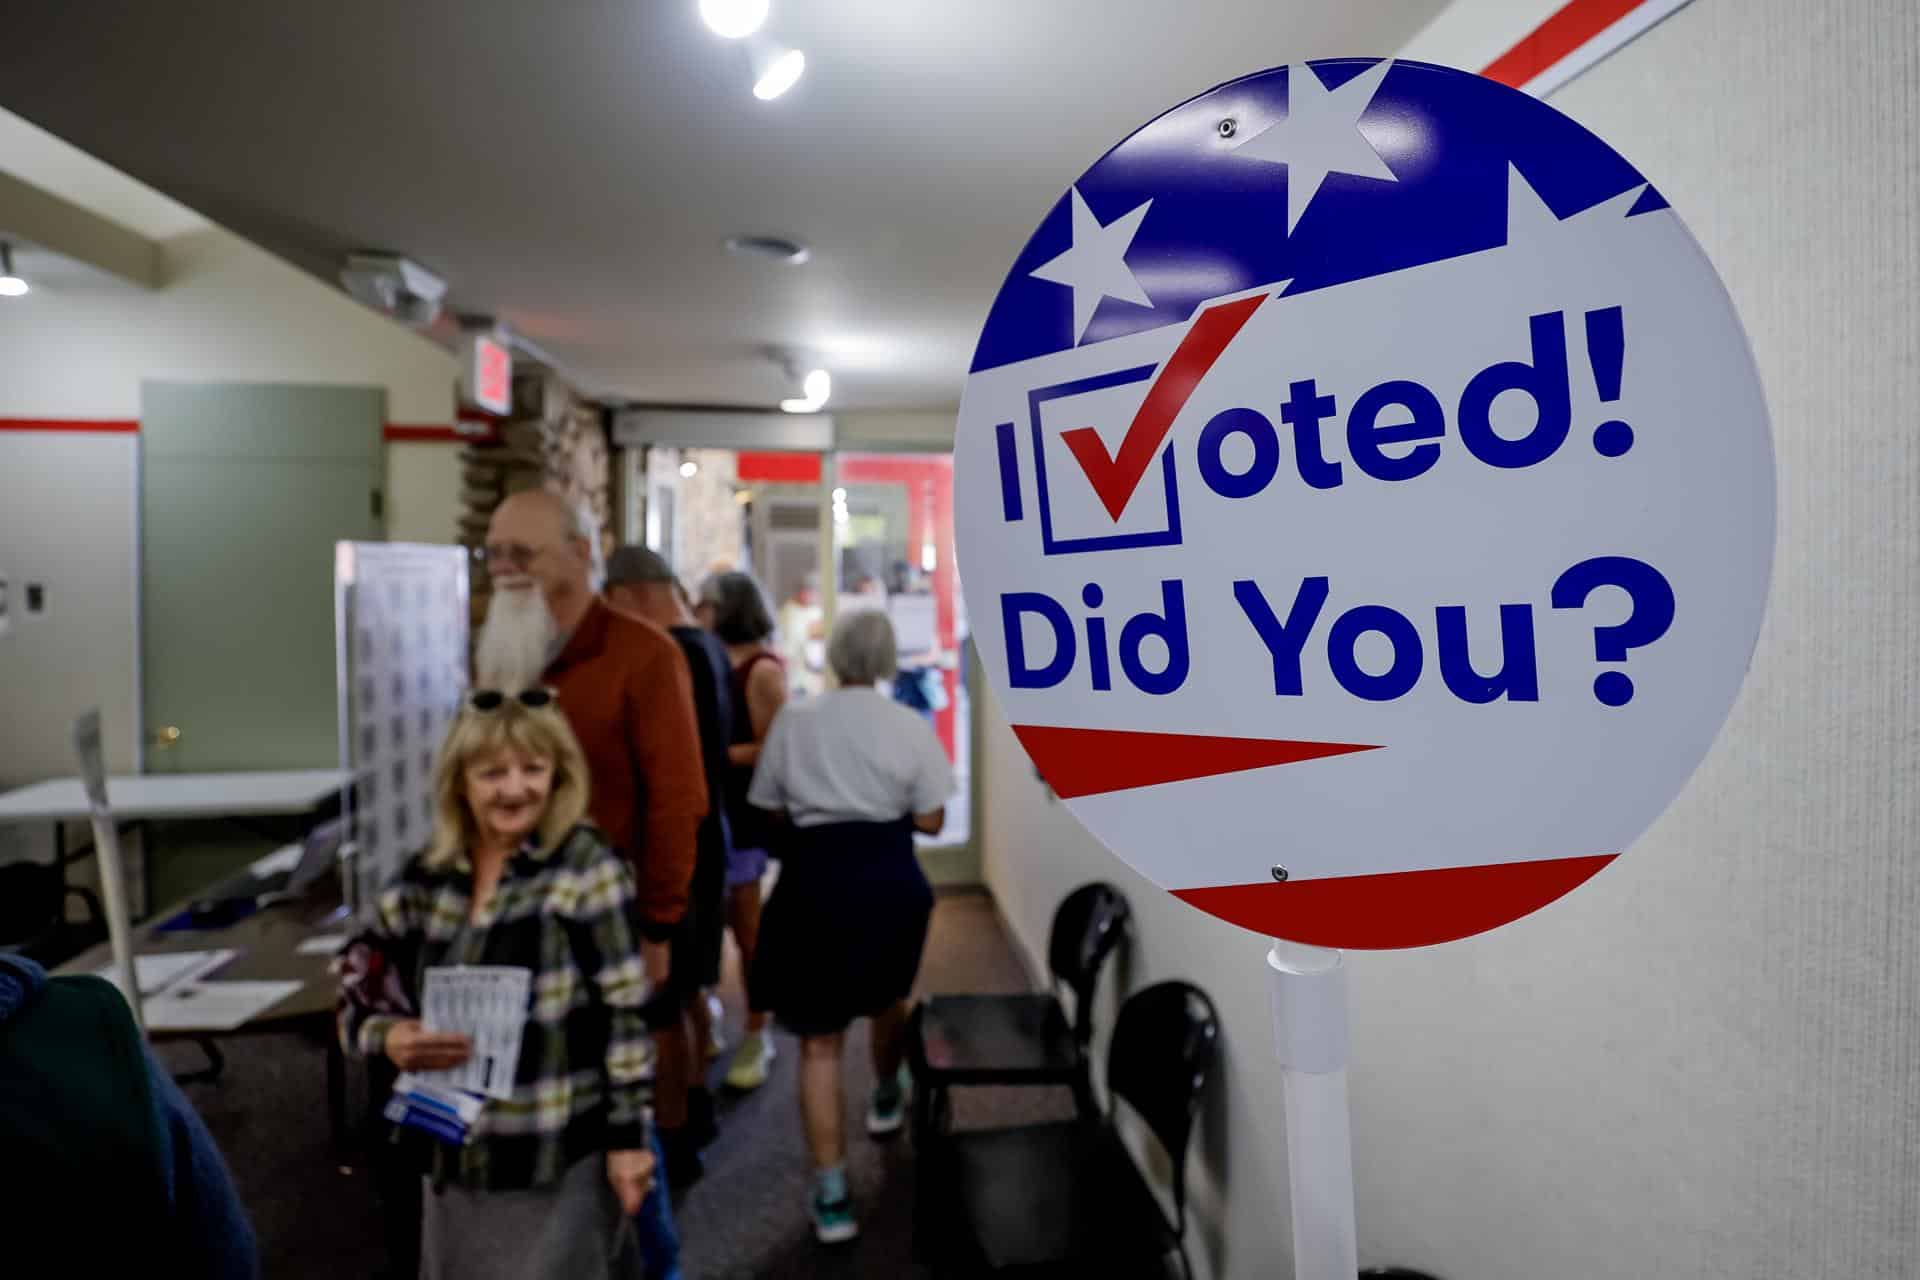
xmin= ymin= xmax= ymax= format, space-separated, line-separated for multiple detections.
xmin=340 ymin=689 xmax=654 ymax=1278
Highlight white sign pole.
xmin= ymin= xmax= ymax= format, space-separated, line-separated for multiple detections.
xmin=1269 ymin=938 xmax=1356 ymax=1279
xmin=72 ymin=709 xmax=143 ymax=1033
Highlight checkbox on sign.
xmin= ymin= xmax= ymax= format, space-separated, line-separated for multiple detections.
xmin=1029 ymin=364 xmax=1183 ymax=555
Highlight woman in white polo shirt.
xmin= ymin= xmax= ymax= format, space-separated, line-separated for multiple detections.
xmin=745 ymin=607 xmax=953 ymax=1245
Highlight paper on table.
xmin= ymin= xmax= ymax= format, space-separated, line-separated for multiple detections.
xmin=142 ymin=980 xmax=302 ymax=1032
xmin=95 ymin=949 xmax=237 ymax=997
xmin=295 ymin=933 xmax=350 ymax=956
xmin=250 ymin=843 xmax=304 ymax=877
xmin=418 ymin=966 xmax=531 ymax=1101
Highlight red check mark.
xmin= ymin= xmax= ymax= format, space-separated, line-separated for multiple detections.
xmin=1060 ymin=292 xmax=1268 ymax=522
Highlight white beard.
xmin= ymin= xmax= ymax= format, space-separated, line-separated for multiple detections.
xmin=475 ymin=585 xmax=559 ymax=692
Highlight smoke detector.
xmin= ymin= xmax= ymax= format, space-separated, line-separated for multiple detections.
xmin=339 ymin=252 xmax=447 ymax=327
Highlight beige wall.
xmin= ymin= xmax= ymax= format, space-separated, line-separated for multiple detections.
xmin=0 ymin=226 xmax=453 ymax=422
xmin=979 ymin=3 xmax=1920 ymax=1277
xmin=384 ymin=440 xmax=465 ymax=545
xmin=0 ymin=221 xmax=460 ymax=838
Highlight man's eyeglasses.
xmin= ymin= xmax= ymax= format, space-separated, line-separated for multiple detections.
xmin=482 ymin=542 xmax=550 ymax=570
xmin=467 ymin=688 xmax=557 ymax=713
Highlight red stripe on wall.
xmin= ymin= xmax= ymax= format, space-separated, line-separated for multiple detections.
xmin=0 ymin=418 xmax=139 ymax=433
xmin=384 ymin=424 xmax=473 ymax=443
xmin=1479 ymin=0 xmax=1646 ymax=87
xmin=737 ymin=451 xmax=824 ymax=485
xmin=0 ymin=418 xmax=498 ymax=442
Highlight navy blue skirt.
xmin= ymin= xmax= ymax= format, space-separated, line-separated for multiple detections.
xmin=747 ymin=818 xmax=933 ymax=1037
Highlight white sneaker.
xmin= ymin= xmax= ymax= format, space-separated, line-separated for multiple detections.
xmin=704 ymin=992 xmax=727 ymax=1060
xmin=725 ymin=1030 xmax=774 ymax=1091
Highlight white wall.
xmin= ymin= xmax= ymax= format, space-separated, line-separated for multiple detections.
xmin=979 ymin=3 xmax=1920 ymax=1276
xmin=1398 ymin=0 xmax=1565 ymax=71
xmin=385 ymin=439 xmax=465 ymax=546
xmin=0 ymin=222 xmax=458 ymax=836
xmin=835 ymin=409 xmax=958 ymax=451
xmin=0 ymin=226 xmax=453 ymax=422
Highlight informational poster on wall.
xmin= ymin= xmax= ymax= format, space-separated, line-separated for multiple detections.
xmin=336 ymin=543 xmax=470 ymax=910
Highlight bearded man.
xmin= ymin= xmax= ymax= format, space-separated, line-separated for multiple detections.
xmin=478 ymin=491 xmax=709 ymax=1187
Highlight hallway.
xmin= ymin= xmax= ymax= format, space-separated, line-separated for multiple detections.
xmin=157 ymin=888 xmax=1073 ymax=1278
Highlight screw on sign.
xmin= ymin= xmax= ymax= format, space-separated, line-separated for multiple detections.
xmin=955 ymin=60 xmax=1773 ymax=952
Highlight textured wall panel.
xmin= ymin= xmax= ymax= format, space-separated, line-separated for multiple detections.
xmin=980 ymin=2 xmax=1920 ymax=1275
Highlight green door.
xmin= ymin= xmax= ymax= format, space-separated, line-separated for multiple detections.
xmin=141 ymin=382 xmax=384 ymax=772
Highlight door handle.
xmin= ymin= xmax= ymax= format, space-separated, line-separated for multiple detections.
xmin=149 ymin=725 xmax=183 ymax=749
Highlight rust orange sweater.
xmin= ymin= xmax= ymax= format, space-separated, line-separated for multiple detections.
xmin=545 ymin=598 xmax=707 ymax=937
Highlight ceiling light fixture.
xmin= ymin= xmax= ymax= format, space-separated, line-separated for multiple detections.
xmin=753 ymin=49 xmax=806 ymax=101
xmin=0 ymin=244 xmax=28 ymax=297
xmin=679 ymin=460 xmax=700 ymax=479
xmin=780 ymin=368 xmax=830 ymax=414
xmin=698 ymin=0 xmax=768 ymax=39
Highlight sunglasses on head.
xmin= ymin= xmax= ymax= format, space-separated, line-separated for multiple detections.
xmin=467 ymin=688 xmax=557 ymax=713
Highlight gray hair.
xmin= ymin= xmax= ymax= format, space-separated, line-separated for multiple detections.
xmin=698 ymin=571 xmax=775 ymax=645
xmin=828 ymin=608 xmax=898 ymax=686
xmin=605 ymin=544 xmax=676 ymax=588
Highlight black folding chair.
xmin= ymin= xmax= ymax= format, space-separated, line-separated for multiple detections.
xmin=910 ymin=881 xmax=1129 ymax=1141
xmin=0 ymin=860 xmax=106 ymax=968
xmin=933 ymin=980 xmax=1220 ymax=1278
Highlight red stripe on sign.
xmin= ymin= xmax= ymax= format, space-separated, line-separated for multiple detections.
xmin=0 ymin=418 xmax=139 ymax=433
xmin=1013 ymin=724 xmax=1379 ymax=799
xmin=1480 ymin=0 xmax=1646 ymax=87
xmin=1172 ymin=854 xmax=1618 ymax=949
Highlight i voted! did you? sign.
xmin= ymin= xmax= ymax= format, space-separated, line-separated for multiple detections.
xmin=954 ymin=59 xmax=1774 ymax=949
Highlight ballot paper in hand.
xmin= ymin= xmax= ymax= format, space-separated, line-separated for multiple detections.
xmin=418 ymin=965 xmax=531 ymax=1101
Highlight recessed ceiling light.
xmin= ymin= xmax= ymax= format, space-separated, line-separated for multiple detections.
xmin=753 ymin=49 xmax=805 ymax=101
xmin=725 ymin=235 xmax=810 ymax=265
xmin=698 ymin=0 xmax=768 ymax=39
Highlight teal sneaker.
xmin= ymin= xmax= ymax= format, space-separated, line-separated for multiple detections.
xmin=865 ymin=1065 xmax=911 ymax=1137
xmin=811 ymin=1191 xmax=859 ymax=1244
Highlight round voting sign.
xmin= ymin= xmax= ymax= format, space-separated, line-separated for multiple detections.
xmin=954 ymin=60 xmax=1773 ymax=948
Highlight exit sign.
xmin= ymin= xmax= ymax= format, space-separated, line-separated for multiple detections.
xmin=463 ymin=333 xmax=513 ymax=415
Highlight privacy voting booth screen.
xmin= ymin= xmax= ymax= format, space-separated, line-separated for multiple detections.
xmin=954 ymin=59 xmax=1773 ymax=949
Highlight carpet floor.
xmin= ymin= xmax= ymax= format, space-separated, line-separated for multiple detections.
xmin=156 ymin=887 xmax=1078 ymax=1279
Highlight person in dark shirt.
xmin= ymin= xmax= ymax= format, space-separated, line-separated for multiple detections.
xmin=0 ymin=954 xmax=259 ymax=1278
xmin=605 ymin=546 xmax=735 ymax=1195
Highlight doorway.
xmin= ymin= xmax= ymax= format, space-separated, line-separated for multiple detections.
xmin=140 ymin=381 xmax=384 ymax=773
xmin=629 ymin=442 xmax=976 ymax=879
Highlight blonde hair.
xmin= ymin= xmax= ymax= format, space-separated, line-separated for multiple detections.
xmin=425 ymin=698 xmax=592 ymax=869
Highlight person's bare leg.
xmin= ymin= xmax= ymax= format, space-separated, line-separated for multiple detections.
xmin=799 ymin=1032 xmax=846 ymax=1168
xmin=730 ymin=879 xmax=769 ymax=1035
xmin=869 ymin=999 xmax=912 ymax=1082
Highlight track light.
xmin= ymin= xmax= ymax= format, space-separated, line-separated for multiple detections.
xmin=0 ymin=244 xmax=28 ymax=298
xmin=699 ymin=0 xmax=768 ymax=39
xmin=753 ymin=49 xmax=806 ymax=101
xmin=780 ymin=368 xmax=830 ymax=413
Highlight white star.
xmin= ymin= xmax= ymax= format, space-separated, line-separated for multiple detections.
xmin=1029 ymin=187 xmax=1155 ymax=345
xmin=1234 ymin=59 xmax=1398 ymax=234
